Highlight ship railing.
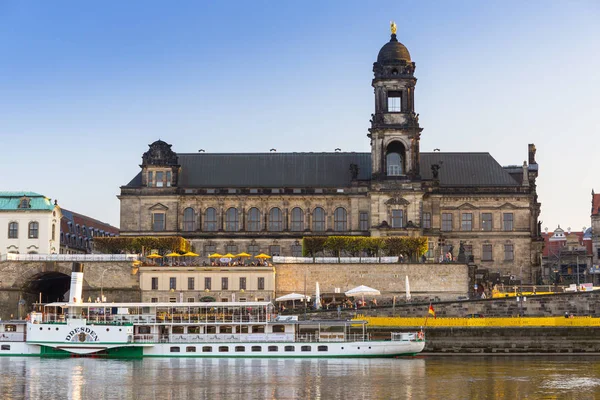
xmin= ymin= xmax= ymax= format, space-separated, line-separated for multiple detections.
xmin=296 ymin=333 xmax=370 ymax=343
xmin=0 ymin=332 xmax=25 ymax=342
xmin=391 ymin=332 xmax=418 ymax=342
xmin=133 ymin=333 xmax=296 ymax=343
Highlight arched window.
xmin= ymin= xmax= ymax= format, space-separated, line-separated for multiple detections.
xmin=8 ymin=222 xmax=18 ymax=239
xmin=313 ymin=208 xmax=325 ymax=232
xmin=269 ymin=208 xmax=283 ymax=232
xmin=183 ymin=207 xmax=195 ymax=231
xmin=225 ymin=208 xmax=239 ymax=232
xmin=290 ymin=207 xmax=304 ymax=231
xmin=52 ymin=224 xmax=56 ymax=241
xmin=386 ymin=141 xmax=406 ymax=176
xmin=28 ymin=222 xmax=39 ymax=239
xmin=247 ymin=208 xmax=261 ymax=232
xmin=334 ymin=208 xmax=347 ymax=231
xmin=204 ymin=208 xmax=217 ymax=231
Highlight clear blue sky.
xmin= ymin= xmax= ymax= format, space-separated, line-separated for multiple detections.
xmin=1 ymin=1 xmax=598 ymax=231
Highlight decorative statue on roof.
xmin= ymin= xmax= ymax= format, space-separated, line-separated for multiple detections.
xmin=431 ymin=163 xmax=440 ymax=179
xmin=390 ymin=21 xmax=397 ymax=35
xmin=142 ymin=140 xmax=178 ymax=166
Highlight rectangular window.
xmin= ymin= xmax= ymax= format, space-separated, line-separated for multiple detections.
xmin=187 ymin=297 xmax=195 ymax=302
xmin=481 ymin=213 xmax=493 ymax=231
xmin=441 ymin=213 xmax=453 ymax=231
xmin=151 ymin=277 xmax=158 ymax=290
xmin=8 ymin=222 xmax=18 ymax=239
xmin=204 ymin=244 xmax=216 ymax=257
xmin=1 ymin=345 xmax=11 ymax=351
xmin=291 ymin=243 xmax=303 ymax=257
xmin=151 ymin=298 xmax=158 ymax=303
xmin=359 ymin=212 xmax=369 ymax=231
xmin=482 ymin=244 xmax=493 ymax=261
xmin=152 ymin=213 xmax=166 ymax=231
xmin=225 ymin=244 xmax=238 ymax=254
xmin=426 ymin=240 xmax=434 ymax=259
xmin=504 ymin=244 xmax=514 ymax=261
xmin=169 ymin=298 xmax=177 ymax=303
xmin=503 ymin=213 xmax=514 ymax=231
xmin=422 ymin=212 xmax=431 ymax=229
xmin=204 ymin=277 xmax=211 ymax=290
xmin=155 ymin=171 xmax=164 ymax=187
xmin=166 ymin=171 xmax=172 ymax=187
xmin=257 ymin=277 xmax=265 ymax=290
xmin=239 ymin=277 xmax=246 ymax=290
xmin=269 ymin=245 xmax=281 ymax=257
xmin=391 ymin=210 xmax=403 ymax=228
xmin=169 ymin=277 xmax=176 ymax=290
xmin=221 ymin=277 xmax=228 ymax=290
xmin=248 ymin=244 xmax=259 ymax=256
xmin=461 ymin=213 xmax=473 ymax=231
xmin=188 ymin=277 xmax=195 ymax=290
xmin=387 ymin=91 xmax=401 ymax=112
xmin=147 ymin=171 xmax=153 ymax=187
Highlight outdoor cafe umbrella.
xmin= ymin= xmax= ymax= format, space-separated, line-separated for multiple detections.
xmin=345 ymin=285 xmax=381 ymax=305
xmin=254 ymin=254 xmax=271 ymax=259
xmin=165 ymin=252 xmax=181 ymax=257
xmin=208 ymin=253 xmax=223 ymax=259
xmin=222 ymin=253 xmax=236 ymax=259
xmin=275 ymin=293 xmax=311 ymax=309
xmin=146 ymin=254 xmax=162 ymax=259
xmin=183 ymin=252 xmax=199 ymax=257
xmin=236 ymin=252 xmax=252 ymax=258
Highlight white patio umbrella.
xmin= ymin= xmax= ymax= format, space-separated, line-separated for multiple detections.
xmin=345 ymin=285 xmax=381 ymax=306
xmin=406 ymin=275 xmax=412 ymax=301
xmin=314 ymin=282 xmax=322 ymax=310
xmin=275 ymin=293 xmax=311 ymax=309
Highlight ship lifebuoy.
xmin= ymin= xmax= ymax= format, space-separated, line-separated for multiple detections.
xmin=417 ymin=331 xmax=424 ymax=340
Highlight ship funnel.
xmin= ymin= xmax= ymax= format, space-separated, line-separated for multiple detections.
xmin=69 ymin=263 xmax=84 ymax=304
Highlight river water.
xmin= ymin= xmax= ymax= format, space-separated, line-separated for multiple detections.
xmin=1 ymin=356 xmax=600 ymax=399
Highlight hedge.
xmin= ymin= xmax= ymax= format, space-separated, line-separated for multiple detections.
xmin=93 ymin=236 xmax=191 ymax=255
xmin=303 ymin=236 xmax=428 ymax=259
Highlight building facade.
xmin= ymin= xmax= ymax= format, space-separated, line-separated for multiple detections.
xmin=139 ymin=266 xmax=275 ymax=303
xmin=59 ymin=209 xmax=119 ymax=254
xmin=0 ymin=192 xmax=61 ymax=255
xmin=119 ymin=28 xmax=543 ymax=282
xmin=592 ymin=191 xmax=600 ymax=265
xmin=541 ymin=226 xmax=593 ymax=285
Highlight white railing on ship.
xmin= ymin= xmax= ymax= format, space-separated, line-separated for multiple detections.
xmin=272 ymin=256 xmax=399 ymax=264
xmin=296 ymin=333 xmax=370 ymax=343
xmin=1 ymin=254 xmax=139 ymax=262
xmin=391 ymin=332 xmax=417 ymax=341
xmin=0 ymin=332 xmax=25 ymax=342
xmin=133 ymin=333 xmax=295 ymax=343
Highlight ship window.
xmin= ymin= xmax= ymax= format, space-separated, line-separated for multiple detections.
xmin=240 ymin=326 xmax=249 ymax=333
xmin=252 ymin=326 xmax=264 ymax=333
xmin=172 ymin=326 xmax=184 ymax=334
xmin=220 ymin=326 xmax=232 ymax=334
xmin=1 ymin=345 xmax=10 ymax=351
xmin=218 ymin=346 xmax=229 ymax=352
xmin=268 ymin=346 xmax=278 ymax=352
xmin=272 ymin=325 xmax=285 ymax=333
xmin=202 ymin=346 xmax=212 ymax=352
xmin=318 ymin=346 xmax=328 ymax=352
xmin=206 ymin=326 xmax=216 ymax=334
xmin=186 ymin=346 xmax=196 ymax=353
xmin=235 ymin=346 xmax=245 ymax=352
xmin=251 ymin=346 xmax=262 ymax=352
xmin=138 ymin=326 xmax=151 ymax=334
xmin=5 ymin=325 xmax=16 ymax=332
xmin=301 ymin=346 xmax=311 ymax=352
xmin=285 ymin=346 xmax=295 ymax=352
xmin=170 ymin=347 xmax=180 ymax=353
xmin=188 ymin=326 xmax=200 ymax=334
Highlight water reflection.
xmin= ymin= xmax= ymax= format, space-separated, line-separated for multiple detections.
xmin=0 ymin=356 xmax=599 ymax=399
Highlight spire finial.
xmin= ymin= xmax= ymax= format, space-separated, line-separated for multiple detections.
xmin=390 ymin=21 xmax=397 ymax=35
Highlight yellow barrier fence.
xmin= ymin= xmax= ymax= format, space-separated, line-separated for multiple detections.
xmin=355 ymin=315 xmax=600 ymax=328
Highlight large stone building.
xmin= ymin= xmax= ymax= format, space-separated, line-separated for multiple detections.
xmin=59 ymin=208 xmax=119 ymax=254
xmin=119 ymin=28 xmax=543 ymax=282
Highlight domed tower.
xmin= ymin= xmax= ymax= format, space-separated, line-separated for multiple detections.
xmin=140 ymin=140 xmax=180 ymax=188
xmin=369 ymin=22 xmax=422 ymax=180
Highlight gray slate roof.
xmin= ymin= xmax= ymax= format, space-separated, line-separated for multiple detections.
xmin=124 ymin=152 xmax=519 ymax=188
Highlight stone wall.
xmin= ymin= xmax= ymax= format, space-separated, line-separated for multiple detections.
xmin=0 ymin=261 xmax=141 ymax=319
xmin=275 ymin=262 xmax=469 ymax=300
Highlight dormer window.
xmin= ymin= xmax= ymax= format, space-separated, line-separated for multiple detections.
xmin=166 ymin=171 xmax=172 ymax=187
xmin=387 ymin=91 xmax=401 ymax=112
xmin=18 ymin=198 xmax=30 ymax=209
xmin=155 ymin=171 xmax=164 ymax=187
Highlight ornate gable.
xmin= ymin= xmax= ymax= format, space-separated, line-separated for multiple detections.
xmin=149 ymin=203 xmax=169 ymax=211
xmin=385 ymin=196 xmax=410 ymax=206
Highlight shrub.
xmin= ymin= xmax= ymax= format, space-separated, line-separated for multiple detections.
xmin=94 ymin=236 xmax=190 ymax=254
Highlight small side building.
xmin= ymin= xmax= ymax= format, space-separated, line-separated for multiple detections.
xmin=59 ymin=209 xmax=119 ymax=254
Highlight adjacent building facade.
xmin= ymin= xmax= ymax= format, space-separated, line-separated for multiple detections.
xmin=592 ymin=191 xmax=600 ymax=266
xmin=59 ymin=209 xmax=119 ymax=254
xmin=119 ymin=28 xmax=543 ymax=282
xmin=0 ymin=192 xmax=61 ymax=255
xmin=541 ymin=226 xmax=593 ymax=285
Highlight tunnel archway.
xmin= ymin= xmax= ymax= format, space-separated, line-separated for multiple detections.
xmin=23 ymin=272 xmax=71 ymax=304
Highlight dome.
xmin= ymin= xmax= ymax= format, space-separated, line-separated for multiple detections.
xmin=377 ymin=34 xmax=411 ymax=64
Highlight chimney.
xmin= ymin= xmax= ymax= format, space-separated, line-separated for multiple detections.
xmin=69 ymin=263 xmax=85 ymax=304
xmin=522 ymin=161 xmax=529 ymax=187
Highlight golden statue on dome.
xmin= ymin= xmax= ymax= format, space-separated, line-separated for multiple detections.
xmin=390 ymin=21 xmax=397 ymax=35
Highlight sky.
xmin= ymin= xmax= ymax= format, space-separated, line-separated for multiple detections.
xmin=0 ymin=1 xmax=598 ymax=231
